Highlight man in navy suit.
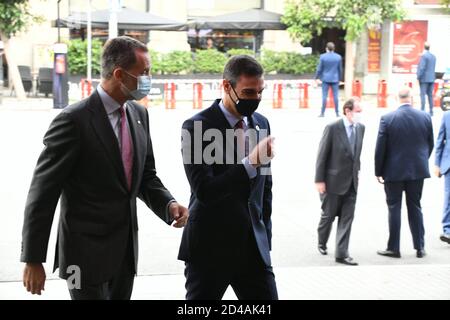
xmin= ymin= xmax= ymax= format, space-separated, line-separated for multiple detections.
xmin=434 ymin=111 xmax=450 ymax=244
xmin=417 ymin=43 xmax=436 ymax=116
xmin=178 ymin=55 xmax=277 ymax=300
xmin=375 ymin=87 xmax=434 ymax=259
xmin=315 ymin=42 xmax=343 ymax=117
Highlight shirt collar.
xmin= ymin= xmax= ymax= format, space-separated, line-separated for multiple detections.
xmin=218 ymin=100 xmax=247 ymax=128
xmin=342 ymin=116 xmax=354 ymax=128
xmin=97 ymin=84 xmax=124 ymax=115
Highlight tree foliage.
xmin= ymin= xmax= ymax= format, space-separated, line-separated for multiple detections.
xmin=0 ymin=0 xmax=44 ymax=37
xmin=282 ymin=0 xmax=406 ymax=44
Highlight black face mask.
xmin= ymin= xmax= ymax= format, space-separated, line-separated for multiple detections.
xmin=230 ymin=86 xmax=261 ymax=117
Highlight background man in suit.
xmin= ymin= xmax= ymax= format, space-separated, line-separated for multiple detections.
xmin=21 ymin=36 xmax=188 ymax=300
xmin=417 ymin=42 xmax=437 ymax=116
xmin=434 ymin=111 xmax=450 ymax=244
xmin=375 ymin=87 xmax=434 ymax=259
xmin=315 ymin=42 xmax=343 ymax=118
xmin=178 ymin=55 xmax=277 ymax=300
xmin=315 ymin=98 xmax=365 ymax=266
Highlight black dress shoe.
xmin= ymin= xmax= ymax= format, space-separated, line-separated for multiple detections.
xmin=440 ymin=234 xmax=450 ymax=244
xmin=377 ymin=250 xmax=401 ymax=258
xmin=416 ymin=249 xmax=426 ymax=258
xmin=335 ymin=257 xmax=358 ymax=266
xmin=318 ymin=244 xmax=327 ymax=255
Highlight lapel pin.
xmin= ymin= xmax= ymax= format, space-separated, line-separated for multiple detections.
xmin=255 ymin=124 xmax=260 ymax=131
xmin=137 ymin=120 xmax=141 ymax=125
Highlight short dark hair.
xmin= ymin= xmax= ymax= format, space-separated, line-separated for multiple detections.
xmin=326 ymin=42 xmax=335 ymax=51
xmin=424 ymin=43 xmax=430 ymax=50
xmin=343 ymin=98 xmax=360 ymax=115
xmin=223 ymin=55 xmax=264 ymax=87
xmin=101 ymin=36 xmax=148 ymax=79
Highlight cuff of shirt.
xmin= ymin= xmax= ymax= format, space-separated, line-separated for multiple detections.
xmin=166 ymin=199 xmax=177 ymax=224
xmin=242 ymin=157 xmax=257 ymax=179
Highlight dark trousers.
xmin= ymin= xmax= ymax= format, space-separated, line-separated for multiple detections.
xmin=321 ymin=82 xmax=339 ymax=116
xmin=384 ymin=179 xmax=425 ymax=252
xmin=184 ymin=236 xmax=278 ymax=300
xmin=68 ymin=230 xmax=135 ymax=300
xmin=318 ymin=186 xmax=357 ymax=258
xmin=419 ymin=82 xmax=434 ymax=115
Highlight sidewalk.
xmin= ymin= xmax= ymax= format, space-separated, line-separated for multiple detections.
xmin=1 ymin=264 xmax=449 ymax=300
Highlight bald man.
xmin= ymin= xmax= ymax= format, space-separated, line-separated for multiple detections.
xmin=375 ymin=87 xmax=434 ymax=258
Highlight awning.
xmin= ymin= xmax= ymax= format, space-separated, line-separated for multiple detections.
xmin=56 ymin=7 xmax=187 ymax=31
xmin=187 ymin=8 xmax=287 ymax=30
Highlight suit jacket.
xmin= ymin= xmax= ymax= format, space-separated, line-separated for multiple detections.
xmin=315 ymin=52 xmax=343 ymax=83
xmin=178 ymin=100 xmax=273 ymax=267
xmin=435 ymin=111 xmax=450 ymax=175
xmin=315 ymin=119 xmax=365 ymax=195
xmin=21 ymin=91 xmax=174 ymax=285
xmin=375 ymin=105 xmax=434 ymax=182
xmin=417 ymin=51 xmax=436 ymax=83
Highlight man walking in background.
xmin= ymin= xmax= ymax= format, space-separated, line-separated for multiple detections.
xmin=417 ymin=42 xmax=436 ymax=116
xmin=375 ymin=87 xmax=434 ymax=259
xmin=315 ymin=98 xmax=365 ymax=265
xmin=434 ymin=111 xmax=450 ymax=245
xmin=315 ymin=42 xmax=343 ymax=118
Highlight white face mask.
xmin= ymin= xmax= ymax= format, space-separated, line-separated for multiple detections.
xmin=352 ymin=112 xmax=362 ymax=124
xmin=121 ymin=70 xmax=152 ymax=100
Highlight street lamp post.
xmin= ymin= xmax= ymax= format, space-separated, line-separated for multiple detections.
xmin=109 ymin=0 xmax=120 ymax=39
xmin=87 ymin=0 xmax=92 ymax=81
xmin=57 ymin=0 xmax=62 ymax=43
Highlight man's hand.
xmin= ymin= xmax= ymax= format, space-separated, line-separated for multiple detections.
xmin=377 ymin=176 xmax=385 ymax=184
xmin=23 ymin=263 xmax=46 ymax=295
xmin=315 ymin=182 xmax=326 ymax=194
xmin=435 ymin=166 xmax=442 ymax=178
xmin=169 ymin=202 xmax=189 ymax=228
xmin=314 ymin=79 xmax=321 ymax=87
xmin=249 ymin=136 xmax=275 ymax=168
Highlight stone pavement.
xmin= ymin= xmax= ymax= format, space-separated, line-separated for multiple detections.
xmin=1 ymin=264 xmax=449 ymax=300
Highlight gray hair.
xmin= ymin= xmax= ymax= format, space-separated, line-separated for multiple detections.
xmin=101 ymin=36 xmax=148 ymax=79
xmin=223 ymin=55 xmax=264 ymax=87
xmin=398 ymin=87 xmax=412 ymax=100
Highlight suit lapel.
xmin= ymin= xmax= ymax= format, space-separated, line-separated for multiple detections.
xmin=337 ymin=119 xmax=353 ymax=158
xmin=88 ymin=91 xmax=128 ymax=190
xmin=211 ymin=101 xmax=233 ymax=130
xmin=354 ymin=124 xmax=363 ymax=160
xmin=247 ymin=114 xmax=262 ymax=195
xmin=126 ymin=102 xmax=146 ymax=194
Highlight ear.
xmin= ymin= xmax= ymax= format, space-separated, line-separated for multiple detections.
xmin=223 ymin=79 xmax=232 ymax=94
xmin=112 ymin=68 xmax=124 ymax=82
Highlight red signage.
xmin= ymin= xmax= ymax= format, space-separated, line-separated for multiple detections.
xmin=368 ymin=30 xmax=381 ymax=72
xmin=392 ymin=20 xmax=428 ymax=74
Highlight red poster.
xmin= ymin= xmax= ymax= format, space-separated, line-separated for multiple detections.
xmin=368 ymin=30 xmax=381 ymax=72
xmin=392 ymin=21 xmax=428 ymax=74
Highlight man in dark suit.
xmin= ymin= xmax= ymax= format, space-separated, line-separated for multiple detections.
xmin=417 ymin=42 xmax=437 ymax=116
xmin=375 ymin=87 xmax=434 ymax=259
xmin=315 ymin=98 xmax=365 ymax=265
xmin=21 ymin=36 xmax=188 ymax=299
xmin=434 ymin=111 xmax=450 ymax=244
xmin=178 ymin=55 xmax=277 ymax=300
xmin=315 ymin=42 xmax=343 ymax=118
